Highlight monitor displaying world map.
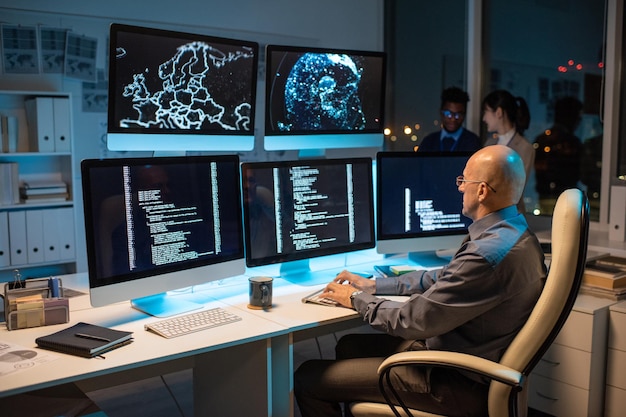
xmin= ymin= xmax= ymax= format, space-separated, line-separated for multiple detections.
xmin=107 ymin=24 xmax=258 ymax=152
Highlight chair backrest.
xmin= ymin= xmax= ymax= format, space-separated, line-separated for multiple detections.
xmin=489 ymin=188 xmax=589 ymax=416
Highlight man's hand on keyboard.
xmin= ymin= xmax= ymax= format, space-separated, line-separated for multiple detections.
xmin=333 ymin=270 xmax=376 ymax=294
xmin=318 ymin=281 xmax=358 ymax=309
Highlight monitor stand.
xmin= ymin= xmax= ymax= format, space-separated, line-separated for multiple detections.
xmin=279 ymin=259 xmax=340 ymax=286
xmin=298 ymin=148 xmax=326 ymax=159
xmin=131 ymin=293 xmax=203 ymax=318
xmin=408 ymin=249 xmax=453 ymax=268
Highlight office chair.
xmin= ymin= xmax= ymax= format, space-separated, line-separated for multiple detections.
xmin=350 ymin=188 xmax=589 ymax=417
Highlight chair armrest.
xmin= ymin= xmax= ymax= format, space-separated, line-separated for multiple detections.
xmin=378 ymin=351 xmax=523 ymax=388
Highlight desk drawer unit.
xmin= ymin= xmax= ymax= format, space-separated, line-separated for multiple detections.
xmin=528 ymin=374 xmax=591 ymax=417
xmin=528 ymin=295 xmax=613 ymax=417
xmin=605 ymin=301 xmax=626 ymax=417
xmin=534 ymin=343 xmax=592 ymax=389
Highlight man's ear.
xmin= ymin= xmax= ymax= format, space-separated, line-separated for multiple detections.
xmin=477 ymin=182 xmax=488 ymax=202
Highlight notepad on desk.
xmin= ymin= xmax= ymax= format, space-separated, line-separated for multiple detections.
xmin=374 ymin=265 xmax=418 ymax=277
xmin=35 ymin=322 xmax=133 ymax=358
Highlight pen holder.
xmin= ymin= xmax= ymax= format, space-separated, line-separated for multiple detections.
xmin=2 ymin=277 xmax=70 ymax=330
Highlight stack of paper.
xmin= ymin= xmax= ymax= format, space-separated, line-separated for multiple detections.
xmin=20 ymin=179 xmax=68 ymax=204
xmin=581 ymin=255 xmax=626 ymax=300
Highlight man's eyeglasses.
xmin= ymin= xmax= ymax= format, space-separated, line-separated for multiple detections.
xmin=441 ymin=110 xmax=465 ymax=120
xmin=456 ymin=175 xmax=497 ymax=193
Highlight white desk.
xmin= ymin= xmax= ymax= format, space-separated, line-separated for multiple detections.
xmin=0 ymin=252 xmax=426 ymax=417
xmin=0 ymin=274 xmax=294 ymax=416
xmin=204 ymin=262 xmax=411 ymax=417
xmin=179 ymin=268 xmax=367 ymax=417
xmin=0 ymin=271 xmax=376 ymax=417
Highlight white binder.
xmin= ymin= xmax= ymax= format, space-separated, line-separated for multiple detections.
xmin=0 ymin=212 xmax=9 ymax=267
xmin=26 ymin=209 xmax=45 ymax=264
xmin=41 ymin=207 xmax=75 ymax=262
xmin=53 ymin=97 xmax=71 ymax=152
xmin=42 ymin=208 xmax=61 ymax=262
xmin=25 ymin=97 xmax=55 ymax=152
xmin=57 ymin=207 xmax=75 ymax=260
xmin=0 ymin=162 xmax=20 ymax=205
xmin=8 ymin=211 xmax=28 ymax=265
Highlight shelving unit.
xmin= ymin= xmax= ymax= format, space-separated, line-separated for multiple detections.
xmin=0 ymin=90 xmax=77 ymax=281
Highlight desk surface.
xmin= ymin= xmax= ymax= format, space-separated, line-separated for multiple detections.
xmin=588 ymin=228 xmax=626 ymax=257
xmin=0 ymin=273 xmax=291 ymax=397
xmin=0 ymin=263 xmax=385 ymax=399
xmin=0 ymin=249 xmax=414 ymax=397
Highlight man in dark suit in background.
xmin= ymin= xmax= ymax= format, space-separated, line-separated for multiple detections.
xmin=534 ymin=96 xmax=583 ymax=213
xmin=418 ymin=86 xmax=481 ymax=152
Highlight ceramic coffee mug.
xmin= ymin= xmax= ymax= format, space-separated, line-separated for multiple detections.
xmin=248 ymin=276 xmax=273 ymax=310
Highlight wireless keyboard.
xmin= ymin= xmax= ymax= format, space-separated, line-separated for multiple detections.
xmin=145 ymin=307 xmax=242 ymax=339
xmin=301 ymin=288 xmax=339 ymax=307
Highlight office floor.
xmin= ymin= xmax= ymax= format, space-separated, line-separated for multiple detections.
xmin=84 ymin=328 xmax=553 ymax=417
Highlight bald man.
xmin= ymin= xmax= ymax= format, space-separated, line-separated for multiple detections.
xmin=295 ymin=145 xmax=547 ymax=417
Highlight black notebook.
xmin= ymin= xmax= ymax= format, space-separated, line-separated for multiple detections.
xmin=36 ymin=322 xmax=133 ymax=358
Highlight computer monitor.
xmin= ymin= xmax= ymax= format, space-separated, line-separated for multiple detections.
xmin=264 ymin=44 xmax=386 ymax=153
xmin=241 ymin=157 xmax=375 ymax=285
xmin=81 ymin=155 xmax=245 ymax=317
xmin=107 ymin=24 xmax=258 ymax=152
xmin=376 ymin=152 xmax=474 ymax=266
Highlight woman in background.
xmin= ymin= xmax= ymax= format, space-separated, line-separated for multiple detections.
xmin=482 ymin=89 xmax=533 ymax=212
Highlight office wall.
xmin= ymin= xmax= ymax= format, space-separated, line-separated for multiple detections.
xmin=0 ymin=0 xmax=384 ymax=159
xmin=0 ymin=0 xmax=384 ymax=273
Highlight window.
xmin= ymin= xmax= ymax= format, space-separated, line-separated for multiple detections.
xmin=484 ymin=0 xmax=606 ymax=220
xmin=384 ymin=1 xmax=469 ymax=151
xmin=386 ymin=0 xmax=608 ymax=221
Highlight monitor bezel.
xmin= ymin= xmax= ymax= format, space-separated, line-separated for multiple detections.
xmin=241 ymin=157 xmax=376 ymax=267
xmin=264 ymin=44 xmax=386 ymax=151
xmin=107 ymin=23 xmax=259 ymax=151
xmin=375 ymin=151 xmax=474 ymax=253
xmin=81 ymin=154 xmax=245 ymax=308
